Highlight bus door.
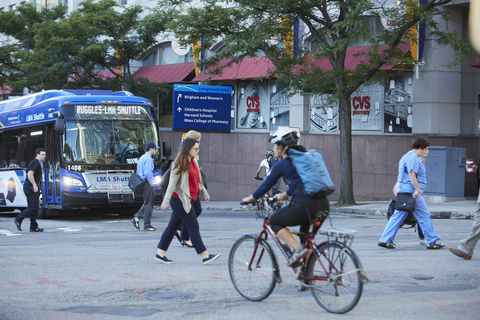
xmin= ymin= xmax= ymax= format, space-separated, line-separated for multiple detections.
xmin=45 ymin=124 xmax=61 ymax=206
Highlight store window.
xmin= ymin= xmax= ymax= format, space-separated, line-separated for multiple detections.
xmin=269 ymin=80 xmax=290 ymax=131
xmin=384 ymin=74 xmax=413 ymax=133
xmin=236 ymin=80 xmax=269 ymax=129
xmin=143 ymin=45 xmax=194 ymax=67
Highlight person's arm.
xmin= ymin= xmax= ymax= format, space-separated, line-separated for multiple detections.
xmin=255 ymin=164 xmax=263 ymax=178
xmin=408 ymin=171 xmax=421 ymax=199
xmin=146 ymin=157 xmax=154 ymax=186
xmin=28 ymin=170 xmax=38 ymax=193
xmin=160 ymin=167 xmax=181 ymax=211
xmin=251 ymin=162 xmax=284 ymax=199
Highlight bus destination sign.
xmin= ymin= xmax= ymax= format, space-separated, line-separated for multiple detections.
xmin=75 ymin=105 xmax=150 ymax=120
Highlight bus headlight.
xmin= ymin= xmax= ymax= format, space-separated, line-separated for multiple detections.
xmin=63 ymin=176 xmax=84 ymax=187
xmin=153 ymin=175 xmax=162 ymax=186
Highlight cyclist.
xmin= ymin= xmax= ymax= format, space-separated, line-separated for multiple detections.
xmin=255 ymin=149 xmax=281 ymax=194
xmin=242 ymin=129 xmax=329 ymax=267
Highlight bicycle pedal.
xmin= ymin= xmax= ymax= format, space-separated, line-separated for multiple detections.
xmin=290 ymin=261 xmax=302 ymax=268
xmin=297 ymin=285 xmax=309 ymax=292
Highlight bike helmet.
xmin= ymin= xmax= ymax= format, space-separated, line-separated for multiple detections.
xmin=265 ymin=149 xmax=274 ymax=158
xmin=268 ymin=129 xmax=299 ymax=147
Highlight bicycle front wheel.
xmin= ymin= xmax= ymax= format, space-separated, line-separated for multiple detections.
xmin=305 ymin=242 xmax=363 ymax=314
xmin=228 ymin=236 xmax=276 ymax=301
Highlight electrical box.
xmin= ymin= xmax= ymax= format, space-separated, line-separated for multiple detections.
xmin=424 ymin=146 xmax=466 ymax=198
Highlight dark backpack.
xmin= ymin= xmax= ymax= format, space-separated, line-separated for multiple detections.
xmin=266 ymin=156 xmax=278 ymax=171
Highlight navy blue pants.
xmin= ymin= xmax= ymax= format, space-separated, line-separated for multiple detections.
xmin=180 ymin=198 xmax=202 ymax=241
xmin=157 ymin=197 xmax=207 ymax=254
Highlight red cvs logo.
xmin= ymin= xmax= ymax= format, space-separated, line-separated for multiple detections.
xmin=352 ymin=96 xmax=370 ymax=115
xmin=246 ymin=96 xmax=260 ymax=112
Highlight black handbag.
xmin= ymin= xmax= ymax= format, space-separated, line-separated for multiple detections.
xmin=128 ymin=172 xmax=145 ymax=194
xmin=200 ymin=168 xmax=208 ymax=190
xmin=395 ymin=192 xmax=416 ymax=212
xmin=388 ymin=199 xmax=418 ymax=228
xmin=160 ymin=167 xmax=171 ymax=194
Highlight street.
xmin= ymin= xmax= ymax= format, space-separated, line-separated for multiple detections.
xmin=0 ymin=208 xmax=479 ymax=320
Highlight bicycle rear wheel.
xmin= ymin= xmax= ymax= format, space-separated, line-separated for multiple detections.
xmin=305 ymin=242 xmax=363 ymax=314
xmin=228 ymin=236 xmax=276 ymax=301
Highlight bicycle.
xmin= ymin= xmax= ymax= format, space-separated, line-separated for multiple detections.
xmin=229 ymin=196 xmax=368 ymax=314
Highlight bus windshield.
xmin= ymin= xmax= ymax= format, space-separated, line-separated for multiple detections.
xmin=62 ymin=120 xmax=159 ymax=165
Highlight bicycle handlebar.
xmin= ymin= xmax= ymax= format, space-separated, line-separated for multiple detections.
xmin=240 ymin=195 xmax=277 ymax=207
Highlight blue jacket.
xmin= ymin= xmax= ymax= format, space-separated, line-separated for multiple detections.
xmin=136 ymin=152 xmax=153 ymax=186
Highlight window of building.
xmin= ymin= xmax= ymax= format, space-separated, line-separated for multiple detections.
xmin=143 ymin=45 xmax=193 ymax=67
xmin=384 ymin=74 xmax=413 ymax=133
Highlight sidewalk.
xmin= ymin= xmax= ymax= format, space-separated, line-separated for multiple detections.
xmin=200 ymin=199 xmax=478 ymax=219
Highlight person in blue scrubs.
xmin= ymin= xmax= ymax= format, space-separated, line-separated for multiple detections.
xmin=379 ymin=137 xmax=444 ymax=249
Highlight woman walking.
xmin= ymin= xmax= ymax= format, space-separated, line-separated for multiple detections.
xmin=378 ymin=137 xmax=444 ymax=250
xmin=155 ymin=138 xmax=220 ymax=264
xmin=173 ymin=130 xmax=203 ymax=248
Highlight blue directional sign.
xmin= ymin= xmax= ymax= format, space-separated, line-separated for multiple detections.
xmin=172 ymin=84 xmax=231 ymax=132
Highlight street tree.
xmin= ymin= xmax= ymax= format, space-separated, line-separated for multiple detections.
xmin=0 ymin=0 xmax=173 ymax=102
xmin=155 ymin=0 xmax=475 ymax=205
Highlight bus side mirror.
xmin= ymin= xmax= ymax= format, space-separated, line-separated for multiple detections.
xmin=161 ymin=141 xmax=171 ymax=168
xmin=55 ymin=117 xmax=64 ymax=135
xmin=163 ymin=141 xmax=172 ymax=158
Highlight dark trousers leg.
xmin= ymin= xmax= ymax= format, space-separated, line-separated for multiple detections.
xmin=160 ymin=197 xmax=206 ymax=254
xmin=135 ymin=183 xmax=154 ymax=228
xmin=181 ymin=198 xmax=202 ymax=241
xmin=418 ymin=224 xmax=425 ymax=239
xmin=16 ymin=192 xmax=40 ymax=230
xmin=158 ymin=209 xmax=184 ymax=252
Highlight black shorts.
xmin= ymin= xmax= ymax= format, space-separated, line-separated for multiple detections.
xmin=269 ymin=197 xmax=329 ymax=237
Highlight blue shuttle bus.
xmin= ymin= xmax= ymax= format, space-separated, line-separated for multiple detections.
xmin=0 ymin=90 xmax=170 ymax=218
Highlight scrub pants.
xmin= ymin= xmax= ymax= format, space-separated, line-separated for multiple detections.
xmin=379 ymin=194 xmax=441 ymax=245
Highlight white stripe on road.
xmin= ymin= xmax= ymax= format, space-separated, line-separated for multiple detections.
xmin=0 ymin=230 xmax=21 ymax=236
xmin=56 ymin=228 xmax=82 ymax=232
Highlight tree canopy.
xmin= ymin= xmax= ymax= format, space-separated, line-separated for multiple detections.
xmin=0 ymin=0 xmax=173 ymax=101
xmin=155 ymin=0 xmax=475 ymax=205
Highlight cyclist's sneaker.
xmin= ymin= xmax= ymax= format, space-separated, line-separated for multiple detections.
xmin=287 ymin=246 xmax=309 ymax=267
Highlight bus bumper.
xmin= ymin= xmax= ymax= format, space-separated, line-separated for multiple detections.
xmin=61 ymin=192 xmax=163 ymax=209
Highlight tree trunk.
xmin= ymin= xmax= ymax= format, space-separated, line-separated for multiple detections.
xmin=336 ymin=95 xmax=356 ymax=206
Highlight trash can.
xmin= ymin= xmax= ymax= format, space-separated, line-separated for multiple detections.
xmin=424 ymin=146 xmax=466 ymax=198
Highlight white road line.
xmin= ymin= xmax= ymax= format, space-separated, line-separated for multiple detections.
xmin=56 ymin=228 xmax=82 ymax=232
xmin=0 ymin=230 xmax=21 ymax=236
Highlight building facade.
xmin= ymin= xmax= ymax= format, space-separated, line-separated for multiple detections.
xmin=1 ymin=0 xmax=479 ymax=201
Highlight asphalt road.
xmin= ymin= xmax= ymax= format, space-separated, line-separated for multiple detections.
xmin=0 ymin=208 xmax=479 ymax=320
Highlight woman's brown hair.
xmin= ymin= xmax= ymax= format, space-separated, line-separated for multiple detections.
xmin=173 ymin=138 xmax=198 ymax=174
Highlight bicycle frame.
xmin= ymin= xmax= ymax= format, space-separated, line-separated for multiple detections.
xmin=246 ymin=213 xmax=368 ymax=286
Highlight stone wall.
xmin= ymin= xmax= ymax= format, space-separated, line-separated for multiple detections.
xmin=160 ymin=131 xmax=480 ymax=201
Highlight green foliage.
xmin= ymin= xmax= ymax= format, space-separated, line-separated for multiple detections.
xmin=0 ymin=0 xmax=172 ymax=102
xmin=153 ymin=0 xmax=475 ymax=205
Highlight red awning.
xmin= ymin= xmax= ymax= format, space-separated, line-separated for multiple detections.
xmin=134 ymin=62 xmax=195 ymax=83
xmin=471 ymin=60 xmax=480 ymax=68
xmin=69 ymin=70 xmax=117 ymax=82
xmin=300 ymin=43 xmax=411 ymax=72
xmin=193 ymin=56 xmax=275 ymax=81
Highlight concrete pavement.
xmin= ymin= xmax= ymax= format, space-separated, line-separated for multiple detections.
xmin=196 ymin=198 xmax=478 ymax=219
